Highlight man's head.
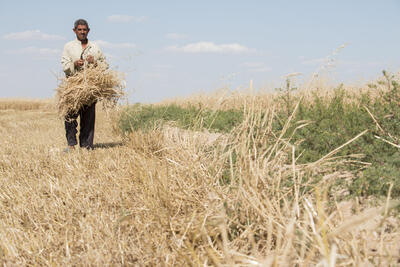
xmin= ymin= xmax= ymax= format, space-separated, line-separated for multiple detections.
xmin=73 ymin=19 xmax=90 ymax=41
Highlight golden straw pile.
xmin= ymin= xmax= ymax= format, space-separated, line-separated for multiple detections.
xmin=56 ymin=64 xmax=125 ymax=119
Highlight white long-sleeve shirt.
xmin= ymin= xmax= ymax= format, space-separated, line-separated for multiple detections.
xmin=61 ymin=39 xmax=107 ymax=76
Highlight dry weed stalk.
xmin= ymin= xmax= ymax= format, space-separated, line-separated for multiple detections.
xmin=0 ymin=89 xmax=400 ymax=265
xmin=56 ymin=64 xmax=125 ymax=119
xmin=125 ymin=99 xmax=400 ymax=266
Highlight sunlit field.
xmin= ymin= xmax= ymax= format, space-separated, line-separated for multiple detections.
xmin=1 ymin=73 xmax=400 ymax=266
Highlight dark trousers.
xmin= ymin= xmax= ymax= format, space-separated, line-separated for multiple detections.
xmin=65 ymin=103 xmax=96 ymax=149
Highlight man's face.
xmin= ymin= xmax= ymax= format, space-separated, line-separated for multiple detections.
xmin=73 ymin=25 xmax=89 ymax=41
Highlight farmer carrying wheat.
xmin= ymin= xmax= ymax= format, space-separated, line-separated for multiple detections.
xmin=61 ymin=19 xmax=107 ymax=151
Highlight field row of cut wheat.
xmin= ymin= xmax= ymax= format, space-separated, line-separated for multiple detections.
xmin=0 ymin=74 xmax=399 ymax=266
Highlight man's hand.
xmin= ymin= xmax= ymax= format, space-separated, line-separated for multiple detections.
xmin=74 ymin=59 xmax=84 ymax=67
xmin=86 ymin=55 xmax=95 ymax=64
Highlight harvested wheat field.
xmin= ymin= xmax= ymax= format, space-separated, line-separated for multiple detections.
xmin=0 ymin=91 xmax=400 ymax=266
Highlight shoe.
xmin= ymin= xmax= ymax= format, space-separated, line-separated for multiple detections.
xmin=80 ymin=144 xmax=94 ymax=150
xmin=63 ymin=146 xmax=76 ymax=153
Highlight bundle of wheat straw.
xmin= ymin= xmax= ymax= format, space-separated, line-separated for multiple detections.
xmin=56 ymin=63 xmax=125 ymax=119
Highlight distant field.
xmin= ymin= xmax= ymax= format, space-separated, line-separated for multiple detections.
xmin=1 ymin=73 xmax=400 ymax=266
xmin=0 ymin=98 xmax=55 ymax=111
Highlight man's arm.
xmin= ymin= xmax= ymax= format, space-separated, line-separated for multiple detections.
xmin=61 ymin=44 xmax=74 ymax=77
xmin=89 ymin=43 xmax=109 ymax=69
xmin=61 ymin=43 xmax=85 ymax=76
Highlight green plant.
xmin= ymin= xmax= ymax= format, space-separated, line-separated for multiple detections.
xmin=277 ymin=72 xmax=400 ymax=197
xmin=119 ymin=104 xmax=244 ymax=134
xmin=276 ymin=77 xmax=299 ymax=118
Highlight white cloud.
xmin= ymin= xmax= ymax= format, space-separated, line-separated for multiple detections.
xmin=167 ymin=42 xmax=251 ymax=54
xmin=95 ymin=40 xmax=136 ymax=49
xmin=3 ymin=30 xmax=65 ymax=41
xmin=165 ymin=33 xmax=186 ymax=40
xmin=107 ymin=15 xmax=147 ymax=23
xmin=5 ymin=46 xmax=60 ymax=55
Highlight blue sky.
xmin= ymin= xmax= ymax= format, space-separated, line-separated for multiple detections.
xmin=1 ymin=1 xmax=399 ymax=103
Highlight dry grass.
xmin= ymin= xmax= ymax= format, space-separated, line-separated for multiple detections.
xmin=158 ymin=73 xmax=399 ymax=111
xmin=0 ymin=96 xmax=399 ymax=266
xmin=56 ymin=64 xmax=125 ymax=119
xmin=0 ymin=98 xmax=55 ymax=111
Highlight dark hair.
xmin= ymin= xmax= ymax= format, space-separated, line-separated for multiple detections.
xmin=74 ymin=19 xmax=89 ymax=29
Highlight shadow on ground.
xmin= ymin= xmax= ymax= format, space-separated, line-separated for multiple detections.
xmin=94 ymin=141 xmax=124 ymax=149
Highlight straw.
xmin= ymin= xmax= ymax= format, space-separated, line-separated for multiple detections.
xmin=56 ymin=63 xmax=125 ymax=119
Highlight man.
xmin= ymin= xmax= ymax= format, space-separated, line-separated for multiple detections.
xmin=61 ymin=19 xmax=107 ymax=151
